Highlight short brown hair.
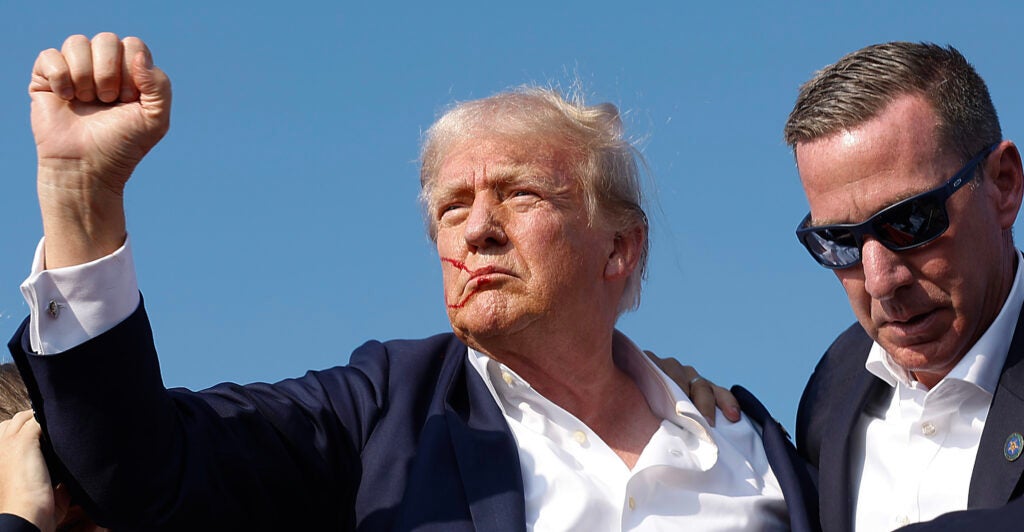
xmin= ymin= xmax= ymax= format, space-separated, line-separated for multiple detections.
xmin=784 ymin=42 xmax=1001 ymax=160
xmin=0 ymin=363 xmax=30 ymax=421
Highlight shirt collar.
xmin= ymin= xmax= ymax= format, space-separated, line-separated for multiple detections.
xmin=466 ymin=330 xmax=718 ymax=465
xmin=865 ymin=249 xmax=1024 ymax=395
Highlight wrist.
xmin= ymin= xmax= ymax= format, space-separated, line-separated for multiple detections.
xmin=37 ymin=166 xmax=127 ymax=269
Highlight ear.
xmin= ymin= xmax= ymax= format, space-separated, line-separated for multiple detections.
xmin=986 ymin=140 xmax=1024 ymax=230
xmin=604 ymin=224 xmax=645 ymax=281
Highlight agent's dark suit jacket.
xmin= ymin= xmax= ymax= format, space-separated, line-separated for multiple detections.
xmin=0 ymin=515 xmax=38 ymax=532
xmin=796 ymin=310 xmax=1024 ymax=532
xmin=10 ymin=302 xmax=818 ymax=531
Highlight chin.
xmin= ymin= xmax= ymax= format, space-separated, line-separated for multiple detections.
xmin=885 ymin=341 xmax=960 ymax=376
xmin=450 ymin=310 xmax=537 ymax=344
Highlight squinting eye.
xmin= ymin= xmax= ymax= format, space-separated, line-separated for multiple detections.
xmin=438 ymin=204 xmax=465 ymax=220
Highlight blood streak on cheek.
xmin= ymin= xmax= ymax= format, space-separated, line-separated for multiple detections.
xmin=441 ymin=258 xmax=469 ymax=272
xmin=442 ymin=256 xmax=493 ymax=308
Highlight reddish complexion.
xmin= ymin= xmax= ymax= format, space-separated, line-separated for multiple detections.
xmin=442 ymin=257 xmax=499 ymax=308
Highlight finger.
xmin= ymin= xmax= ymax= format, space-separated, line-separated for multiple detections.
xmin=29 ymin=48 xmax=74 ymax=100
xmin=689 ymin=378 xmax=718 ymax=427
xmin=119 ymin=36 xmax=150 ymax=102
xmin=646 ymin=351 xmax=699 ymax=391
xmin=61 ymin=34 xmax=95 ymax=102
xmin=90 ymin=32 xmax=123 ymax=103
xmin=4 ymin=410 xmax=36 ymax=435
xmin=677 ymin=366 xmax=700 ymax=395
xmin=713 ymin=385 xmax=742 ymax=423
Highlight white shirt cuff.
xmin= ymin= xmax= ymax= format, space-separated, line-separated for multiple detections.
xmin=19 ymin=236 xmax=140 ymax=355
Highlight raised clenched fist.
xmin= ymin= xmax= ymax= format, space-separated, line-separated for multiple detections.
xmin=30 ymin=33 xmax=171 ymax=269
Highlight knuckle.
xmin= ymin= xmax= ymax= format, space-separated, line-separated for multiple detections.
xmin=62 ymin=34 xmax=89 ymax=49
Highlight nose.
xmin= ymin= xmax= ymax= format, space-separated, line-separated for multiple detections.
xmin=463 ymin=197 xmax=508 ymax=250
xmin=860 ymin=238 xmax=914 ymax=300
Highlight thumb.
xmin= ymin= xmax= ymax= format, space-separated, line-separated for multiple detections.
xmin=131 ymin=50 xmax=172 ymax=126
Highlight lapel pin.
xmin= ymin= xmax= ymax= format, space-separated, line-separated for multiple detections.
xmin=1004 ymin=432 xmax=1023 ymax=462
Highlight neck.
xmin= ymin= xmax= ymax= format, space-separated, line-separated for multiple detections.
xmin=474 ymin=328 xmax=661 ymax=468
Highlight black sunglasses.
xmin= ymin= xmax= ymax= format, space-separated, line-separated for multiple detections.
xmin=796 ymin=143 xmax=998 ymax=269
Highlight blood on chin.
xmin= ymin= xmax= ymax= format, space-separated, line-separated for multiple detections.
xmin=446 ymin=279 xmax=495 ymax=309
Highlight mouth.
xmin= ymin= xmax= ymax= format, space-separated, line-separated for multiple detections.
xmin=441 ymin=258 xmax=514 ymax=280
xmin=468 ymin=265 xmax=514 ymax=281
xmin=442 ymin=258 xmax=515 ymax=308
xmin=880 ymin=308 xmax=940 ymax=340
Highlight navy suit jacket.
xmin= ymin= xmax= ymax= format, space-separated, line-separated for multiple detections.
xmin=0 ymin=515 xmax=38 ymax=532
xmin=796 ymin=310 xmax=1024 ymax=532
xmin=10 ymin=302 xmax=817 ymax=531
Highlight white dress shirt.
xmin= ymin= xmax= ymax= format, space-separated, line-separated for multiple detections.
xmin=468 ymin=333 xmax=788 ymax=531
xmin=21 ymin=238 xmax=789 ymax=530
xmin=20 ymin=238 xmax=139 ymax=355
xmin=852 ymin=251 xmax=1024 ymax=531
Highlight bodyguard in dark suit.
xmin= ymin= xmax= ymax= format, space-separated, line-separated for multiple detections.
xmin=6 ymin=33 xmax=815 ymax=531
xmin=786 ymin=42 xmax=1024 ymax=530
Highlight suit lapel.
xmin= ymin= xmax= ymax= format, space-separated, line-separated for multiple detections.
xmin=444 ymin=353 xmax=526 ymax=531
xmin=969 ymin=310 xmax=1024 ymax=507
xmin=733 ymin=385 xmax=821 ymax=532
xmin=820 ymin=369 xmax=882 ymax=532
xmin=394 ymin=341 xmax=524 ymax=532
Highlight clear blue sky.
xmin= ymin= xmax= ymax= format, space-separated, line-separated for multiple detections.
xmin=4 ymin=1 xmax=1024 ymax=430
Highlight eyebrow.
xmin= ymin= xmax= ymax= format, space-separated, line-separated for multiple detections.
xmin=810 ymin=182 xmax=939 ymax=227
xmin=429 ymin=162 xmax=565 ymax=207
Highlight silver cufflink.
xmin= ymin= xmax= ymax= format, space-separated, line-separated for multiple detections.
xmin=47 ymin=299 xmax=63 ymax=319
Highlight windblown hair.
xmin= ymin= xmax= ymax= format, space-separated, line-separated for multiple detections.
xmin=0 ymin=363 xmax=30 ymax=421
xmin=419 ymin=86 xmax=649 ymax=314
xmin=784 ymin=42 xmax=1001 ymax=161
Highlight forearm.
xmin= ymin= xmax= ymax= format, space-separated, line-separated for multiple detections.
xmin=37 ymin=165 xmax=126 ymax=270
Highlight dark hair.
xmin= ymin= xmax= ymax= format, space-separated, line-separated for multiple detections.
xmin=784 ymin=42 xmax=1001 ymax=160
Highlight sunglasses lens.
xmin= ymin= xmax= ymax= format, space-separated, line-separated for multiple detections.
xmin=802 ymin=227 xmax=861 ymax=268
xmin=873 ymin=197 xmax=949 ymax=250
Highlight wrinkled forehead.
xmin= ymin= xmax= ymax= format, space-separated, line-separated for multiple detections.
xmin=795 ymin=97 xmax=959 ymax=223
xmin=430 ymin=138 xmax=575 ymax=203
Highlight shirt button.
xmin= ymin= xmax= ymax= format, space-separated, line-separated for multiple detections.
xmin=501 ymin=372 xmax=514 ymax=386
xmin=921 ymin=422 xmax=936 ymax=436
xmin=895 ymin=515 xmax=910 ymax=526
xmin=628 ymin=496 xmax=636 ymax=510
xmin=572 ymin=431 xmax=588 ymax=445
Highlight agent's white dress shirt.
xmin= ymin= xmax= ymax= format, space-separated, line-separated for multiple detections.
xmin=852 ymin=251 xmax=1024 ymax=530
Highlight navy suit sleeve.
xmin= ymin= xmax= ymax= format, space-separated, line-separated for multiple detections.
xmin=896 ymin=497 xmax=1024 ymax=530
xmin=0 ymin=515 xmax=39 ymax=532
xmin=7 ymin=301 xmax=394 ymax=530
